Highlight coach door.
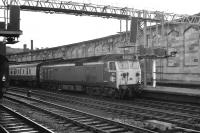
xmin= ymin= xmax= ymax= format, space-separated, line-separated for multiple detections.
xmin=103 ymin=62 xmax=117 ymax=87
xmin=108 ymin=62 xmax=117 ymax=86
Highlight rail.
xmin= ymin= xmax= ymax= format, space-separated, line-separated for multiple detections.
xmin=0 ymin=104 xmax=54 ymax=133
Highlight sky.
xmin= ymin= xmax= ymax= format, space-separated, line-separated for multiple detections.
xmin=7 ymin=0 xmax=200 ymax=49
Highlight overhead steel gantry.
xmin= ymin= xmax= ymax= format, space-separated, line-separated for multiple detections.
xmin=1 ymin=0 xmax=200 ymax=25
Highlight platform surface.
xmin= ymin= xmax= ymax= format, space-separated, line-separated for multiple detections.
xmin=144 ymin=86 xmax=200 ymax=97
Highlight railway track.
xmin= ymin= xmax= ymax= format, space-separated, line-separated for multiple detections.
xmin=133 ymin=98 xmax=200 ymax=116
xmin=0 ymin=104 xmax=54 ymax=133
xmin=6 ymin=87 xmax=200 ymax=132
xmin=3 ymin=90 xmax=157 ymax=133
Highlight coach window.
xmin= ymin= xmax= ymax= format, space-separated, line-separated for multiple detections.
xmin=29 ymin=69 xmax=31 ymax=75
xmin=109 ymin=62 xmax=116 ymax=71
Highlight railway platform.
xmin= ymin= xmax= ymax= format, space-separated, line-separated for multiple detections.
xmin=143 ymin=86 xmax=200 ymax=104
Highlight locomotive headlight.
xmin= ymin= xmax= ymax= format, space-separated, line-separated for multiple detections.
xmin=110 ymin=73 xmax=116 ymax=82
xmin=136 ymin=72 xmax=140 ymax=77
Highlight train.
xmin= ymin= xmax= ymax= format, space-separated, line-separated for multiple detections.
xmin=9 ymin=54 xmax=142 ymax=98
xmin=0 ymin=54 xmax=9 ymax=99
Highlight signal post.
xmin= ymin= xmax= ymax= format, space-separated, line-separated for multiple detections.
xmin=0 ymin=5 xmax=22 ymax=56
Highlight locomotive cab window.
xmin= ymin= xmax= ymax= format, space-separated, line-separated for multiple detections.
xmin=118 ymin=61 xmax=129 ymax=69
xmin=109 ymin=62 xmax=116 ymax=71
xmin=129 ymin=61 xmax=140 ymax=69
xmin=23 ymin=69 xmax=25 ymax=75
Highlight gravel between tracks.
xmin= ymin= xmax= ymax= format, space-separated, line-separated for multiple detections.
xmin=7 ymin=87 xmax=199 ymax=132
xmin=27 ymin=91 xmax=148 ymax=128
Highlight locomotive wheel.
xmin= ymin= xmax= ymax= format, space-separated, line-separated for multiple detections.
xmin=109 ymin=88 xmax=115 ymax=98
xmin=119 ymin=89 xmax=122 ymax=99
xmin=108 ymin=88 xmax=115 ymax=98
xmin=114 ymin=89 xmax=120 ymax=99
xmin=127 ymin=88 xmax=133 ymax=98
xmin=99 ymin=87 xmax=104 ymax=97
xmin=101 ymin=87 xmax=108 ymax=97
xmin=134 ymin=84 xmax=143 ymax=97
xmin=91 ymin=87 xmax=96 ymax=96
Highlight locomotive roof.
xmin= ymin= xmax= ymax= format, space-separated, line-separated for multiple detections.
xmin=41 ymin=54 xmax=136 ymax=66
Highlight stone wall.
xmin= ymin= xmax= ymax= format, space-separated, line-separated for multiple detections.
xmin=7 ymin=33 xmax=133 ymax=62
xmin=7 ymin=24 xmax=200 ymax=84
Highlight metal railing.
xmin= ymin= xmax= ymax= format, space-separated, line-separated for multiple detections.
xmin=0 ymin=0 xmax=199 ymax=25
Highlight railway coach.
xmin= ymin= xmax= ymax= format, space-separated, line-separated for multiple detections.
xmin=9 ymin=63 xmax=39 ymax=86
xmin=9 ymin=54 xmax=142 ymax=98
xmin=0 ymin=55 xmax=9 ymax=99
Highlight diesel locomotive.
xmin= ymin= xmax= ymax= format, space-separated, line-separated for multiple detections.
xmin=9 ymin=54 xmax=142 ymax=98
xmin=0 ymin=54 xmax=9 ymax=99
